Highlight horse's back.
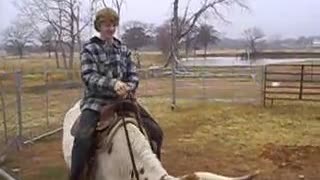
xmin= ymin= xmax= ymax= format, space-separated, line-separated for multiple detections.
xmin=62 ymin=100 xmax=81 ymax=169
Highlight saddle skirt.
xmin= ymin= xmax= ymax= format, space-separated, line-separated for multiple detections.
xmin=71 ymin=100 xmax=148 ymax=152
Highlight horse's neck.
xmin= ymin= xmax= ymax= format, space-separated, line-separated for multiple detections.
xmin=125 ymin=123 xmax=168 ymax=179
xmin=98 ymin=122 xmax=169 ymax=180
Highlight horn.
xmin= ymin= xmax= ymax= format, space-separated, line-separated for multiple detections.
xmin=180 ymin=170 xmax=260 ymax=180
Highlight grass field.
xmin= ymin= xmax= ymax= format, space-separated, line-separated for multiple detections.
xmin=0 ymin=53 xmax=320 ymax=180
xmin=0 ymin=59 xmax=262 ymax=143
xmin=0 ymin=75 xmax=261 ymax=144
xmin=0 ymin=52 xmax=165 ymax=73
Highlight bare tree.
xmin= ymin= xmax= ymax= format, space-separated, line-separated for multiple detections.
xmin=172 ymin=18 xmax=198 ymax=59
xmin=155 ymin=21 xmax=172 ymax=57
xmin=2 ymin=19 xmax=34 ymax=59
xmin=122 ymin=21 xmax=152 ymax=50
xmin=156 ymin=18 xmax=193 ymax=59
xmin=16 ymin=0 xmax=91 ymax=69
xmin=39 ymin=26 xmax=56 ymax=59
xmin=16 ymin=0 xmax=66 ymax=67
xmin=297 ymin=36 xmax=313 ymax=48
xmin=168 ymin=0 xmax=248 ymax=67
xmin=51 ymin=0 xmax=89 ymax=69
xmin=95 ymin=0 xmax=124 ymax=14
xmin=243 ymin=27 xmax=265 ymax=54
xmin=111 ymin=0 xmax=124 ymax=37
xmin=195 ymin=23 xmax=219 ymax=56
xmin=169 ymin=0 xmax=248 ymax=108
xmin=183 ymin=25 xmax=198 ymax=58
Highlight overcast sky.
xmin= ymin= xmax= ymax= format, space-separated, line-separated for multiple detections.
xmin=1 ymin=0 xmax=319 ymax=38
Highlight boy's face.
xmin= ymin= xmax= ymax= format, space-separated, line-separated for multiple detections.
xmin=100 ymin=21 xmax=117 ymax=40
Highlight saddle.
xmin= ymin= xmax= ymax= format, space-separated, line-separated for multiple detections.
xmin=71 ymin=100 xmax=143 ymax=137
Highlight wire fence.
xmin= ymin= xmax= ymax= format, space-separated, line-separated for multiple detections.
xmin=0 ymin=65 xmax=264 ymax=145
xmin=174 ymin=65 xmax=264 ymax=103
xmin=0 ymin=70 xmax=82 ymax=145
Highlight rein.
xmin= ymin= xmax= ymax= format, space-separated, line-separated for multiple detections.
xmin=121 ymin=92 xmax=141 ymax=180
xmin=122 ymin=116 xmax=140 ymax=180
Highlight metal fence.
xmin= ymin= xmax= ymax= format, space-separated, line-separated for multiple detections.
xmin=264 ymin=64 xmax=320 ymax=106
xmin=173 ymin=65 xmax=264 ymax=103
xmin=138 ymin=65 xmax=264 ymax=103
xmin=0 ymin=70 xmax=82 ymax=144
xmin=0 ymin=72 xmax=22 ymax=144
xmin=0 ymin=65 xmax=265 ymax=145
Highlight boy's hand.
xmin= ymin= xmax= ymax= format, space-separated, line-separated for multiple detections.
xmin=114 ymin=80 xmax=129 ymax=97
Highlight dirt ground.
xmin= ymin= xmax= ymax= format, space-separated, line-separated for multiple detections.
xmin=2 ymin=99 xmax=320 ymax=180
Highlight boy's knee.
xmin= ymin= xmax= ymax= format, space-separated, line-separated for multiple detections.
xmin=75 ymin=125 xmax=95 ymax=139
xmin=76 ymin=109 xmax=100 ymax=139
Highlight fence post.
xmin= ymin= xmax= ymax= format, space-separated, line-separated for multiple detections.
xmin=261 ymin=65 xmax=267 ymax=107
xmin=145 ymin=69 xmax=149 ymax=96
xmin=171 ymin=54 xmax=177 ymax=109
xmin=15 ymin=71 xmax=23 ymax=137
xmin=201 ymin=71 xmax=206 ymax=100
xmin=0 ymin=77 xmax=8 ymax=144
xmin=311 ymin=61 xmax=314 ymax=81
xmin=44 ymin=70 xmax=49 ymax=128
xmin=299 ymin=65 xmax=305 ymax=100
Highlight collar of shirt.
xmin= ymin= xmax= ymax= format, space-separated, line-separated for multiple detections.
xmin=91 ymin=36 xmax=121 ymax=49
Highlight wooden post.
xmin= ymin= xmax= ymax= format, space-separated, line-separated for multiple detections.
xmin=23 ymin=127 xmax=62 ymax=145
xmin=0 ymin=168 xmax=17 ymax=180
xmin=145 ymin=69 xmax=149 ymax=96
xmin=247 ymin=49 xmax=250 ymax=61
xmin=15 ymin=71 xmax=23 ymax=137
xmin=44 ymin=70 xmax=49 ymax=128
xmin=311 ymin=62 xmax=314 ymax=81
xmin=171 ymin=53 xmax=177 ymax=110
xmin=201 ymin=71 xmax=206 ymax=99
xmin=0 ymin=77 xmax=8 ymax=144
xmin=299 ymin=65 xmax=305 ymax=100
xmin=263 ymin=65 xmax=267 ymax=107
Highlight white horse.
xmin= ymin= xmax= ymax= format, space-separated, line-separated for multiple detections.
xmin=62 ymin=101 xmax=259 ymax=180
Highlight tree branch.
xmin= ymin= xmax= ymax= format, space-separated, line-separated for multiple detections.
xmin=179 ymin=0 xmax=247 ymax=40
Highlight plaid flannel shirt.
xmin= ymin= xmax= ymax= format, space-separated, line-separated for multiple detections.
xmin=80 ymin=36 xmax=139 ymax=112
